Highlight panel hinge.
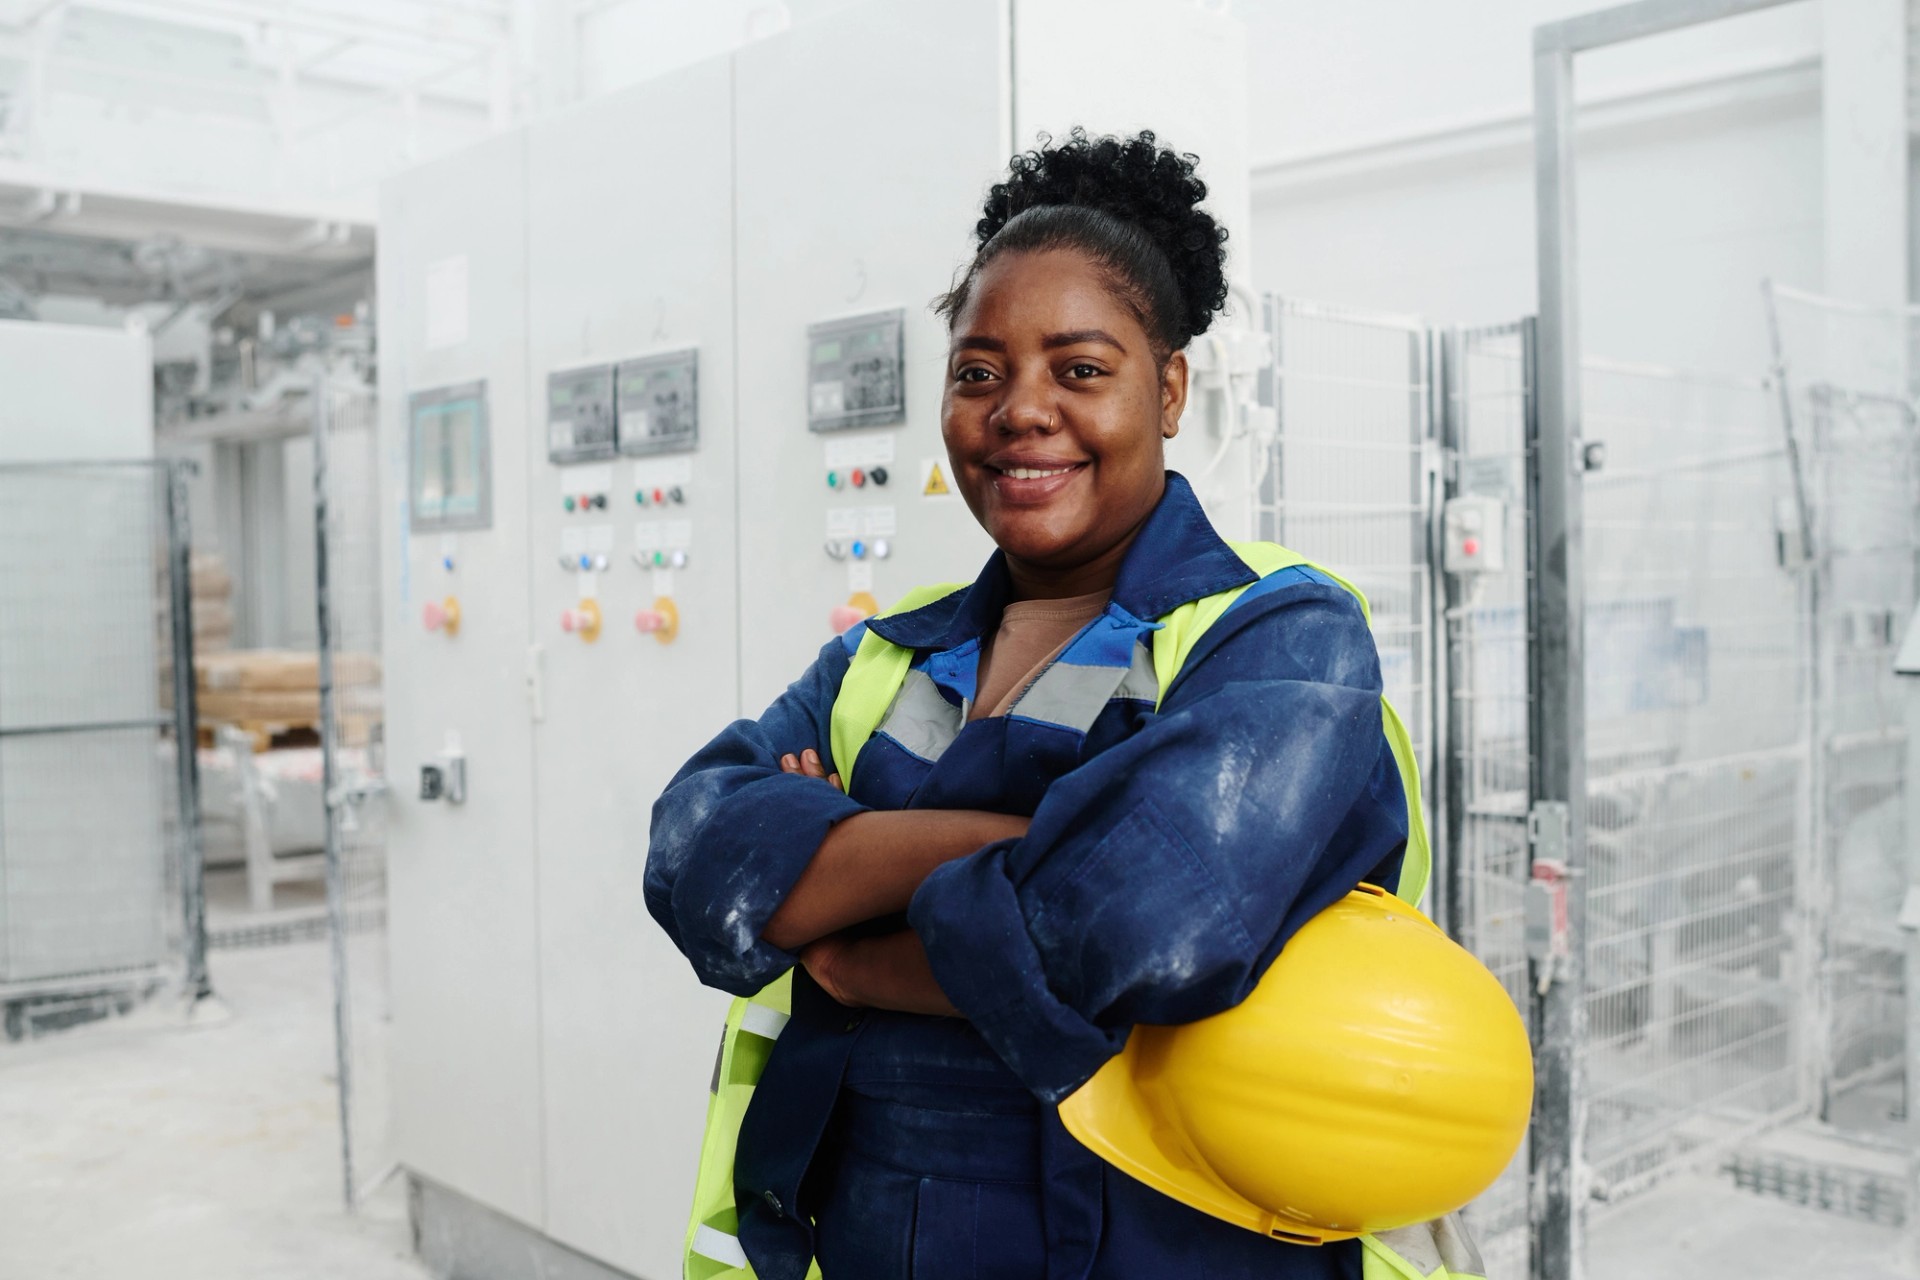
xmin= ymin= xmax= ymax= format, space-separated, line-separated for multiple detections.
xmin=526 ymin=642 xmax=545 ymax=723
xmin=1526 ymin=800 xmax=1571 ymax=995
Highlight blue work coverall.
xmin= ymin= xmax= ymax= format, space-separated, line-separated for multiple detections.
xmin=646 ymin=473 xmax=1410 ymax=1280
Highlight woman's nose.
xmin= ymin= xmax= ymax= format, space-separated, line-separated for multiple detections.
xmin=990 ymin=386 xmax=1057 ymax=436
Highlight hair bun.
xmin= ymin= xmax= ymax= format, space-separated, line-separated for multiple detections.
xmin=977 ymin=128 xmax=1228 ymax=343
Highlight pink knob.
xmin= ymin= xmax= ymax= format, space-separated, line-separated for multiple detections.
xmin=829 ymin=604 xmax=869 ymax=635
xmin=635 ymin=609 xmax=666 ymax=634
xmin=422 ymin=601 xmax=447 ymax=631
xmin=561 ymin=609 xmax=582 ymax=633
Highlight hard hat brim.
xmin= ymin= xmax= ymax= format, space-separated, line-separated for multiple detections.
xmin=1058 ymin=1016 xmax=1362 ymax=1246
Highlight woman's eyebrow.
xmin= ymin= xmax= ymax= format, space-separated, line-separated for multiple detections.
xmin=951 ymin=330 xmax=1128 ymax=354
xmin=1042 ymin=329 xmax=1125 ymax=352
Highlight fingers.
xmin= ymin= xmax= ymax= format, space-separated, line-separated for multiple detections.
xmin=827 ymin=773 xmax=842 ymax=792
xmin=778 ymin=750 xmax=837 ymax=787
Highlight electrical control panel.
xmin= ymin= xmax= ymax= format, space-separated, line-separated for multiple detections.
xmin=617 ymin=348 xmax=699 ymax=456
xmin=807 ymin=309 xmax=906 ymax=432
xmin=546 ymin=363 xmax=617 ymax=464
xmin=408 ymin=381 xmax=491 ymax=532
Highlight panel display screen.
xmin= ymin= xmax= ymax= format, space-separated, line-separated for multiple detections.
xmin=547 ymin=364 xmax=618 ymax=464
xmin=409 ymin=381 xmax=491 ymax=532
xmin=807 ymin=309 xmax=905 ymax=432
xmin=616 ymin=348 xmax=699 ymax=456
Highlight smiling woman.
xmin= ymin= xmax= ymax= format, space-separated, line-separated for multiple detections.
xmin=646 ymin=129 xmax=1425 ymax=1280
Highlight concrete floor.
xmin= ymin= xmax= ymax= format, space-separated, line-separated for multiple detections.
xmin=1 ymin=925 xmax=1911 ymax=1280
xmin=0 ymin=942 xmax=426 ymax=1280
xmin=1585 ymin=1172 xmax=1911 ymax=1279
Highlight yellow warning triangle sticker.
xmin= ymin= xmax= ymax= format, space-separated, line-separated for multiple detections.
xmin=921 ymin=460 xmax=952 ymax=497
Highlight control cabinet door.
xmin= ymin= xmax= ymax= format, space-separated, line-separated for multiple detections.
xmin=525 ymin=58 xmax=736 ymax=1278
xmin=732 ymin=0 xmax=1001 ymax=716
xmin=378 ymin=131 xmax=544 ymax=1225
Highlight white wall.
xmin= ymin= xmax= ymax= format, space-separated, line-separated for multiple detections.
xmin=577 ymin=0 xmax=869 ymax=99
xmin=1241 ymin=0 xmax=1836 ymax=380
xmin=0 ymin=319 xmax=152 ymax=462
xmin=1240 ymin=0 xmax=1819 ymax=163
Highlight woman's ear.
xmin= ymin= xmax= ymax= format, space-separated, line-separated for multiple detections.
xmin=1160 ymin=349 xmax=1189 ymax=439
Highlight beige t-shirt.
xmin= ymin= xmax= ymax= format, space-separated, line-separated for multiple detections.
xmin=969 ymin=589 xmax=1112 ymax=721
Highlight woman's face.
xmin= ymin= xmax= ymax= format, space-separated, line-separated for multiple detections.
xmin=942 ymin=248 xmax=1187 ymax=581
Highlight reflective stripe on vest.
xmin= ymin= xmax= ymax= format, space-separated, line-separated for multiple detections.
xmin=1361 ymin=1213 xmax=1489 ymax=1279
xmin=681 ymin=543 xmax=1446 ymax=1279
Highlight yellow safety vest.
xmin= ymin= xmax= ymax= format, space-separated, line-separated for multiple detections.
xmin=681 ymin=542 xmax=1484 ymax=1280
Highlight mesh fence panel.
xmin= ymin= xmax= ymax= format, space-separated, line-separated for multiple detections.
xmin=1577 ymin=359 xmax=1810 ymax=1200
xmin=1443 ymin=322 xmax=1536 ymax=1280
xmin=1766 ymin=283 xmax=1920 ymax=1132
xmin=0 ymin=462 xmax=190 ymax=1031
xmin=315 ymin=382 xmax=394 ymax=1203
xmin=1257 ymin=297 xmax=1435 ymax=788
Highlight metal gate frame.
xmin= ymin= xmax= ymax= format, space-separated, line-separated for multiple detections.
xmin=1530 ymin=3 xmax=1805 ymax=1274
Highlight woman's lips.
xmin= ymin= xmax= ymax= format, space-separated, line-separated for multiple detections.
xmin=988 ymin=461 xmax=1089 ymax=505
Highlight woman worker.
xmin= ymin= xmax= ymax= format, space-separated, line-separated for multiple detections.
xmin=645 ymin=129 xmax=1414 ymax=1278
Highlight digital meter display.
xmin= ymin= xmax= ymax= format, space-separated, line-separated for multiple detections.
xmin=547 ymin=364 xmax=618 ymax=464
xmin=617 ymin=348 xmax=699 ymax=456
xmin=807 ymin=309 xmax=905 ymax=432
xmin=408 ymin=381 xmax=491 ymax=532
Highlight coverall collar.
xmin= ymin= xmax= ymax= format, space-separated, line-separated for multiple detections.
xmin=865 ymin=471 xmax=1255 ymax=650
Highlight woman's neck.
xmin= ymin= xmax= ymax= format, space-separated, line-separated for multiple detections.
xmin=1003 ymin=515 xmax=1150 ymax=602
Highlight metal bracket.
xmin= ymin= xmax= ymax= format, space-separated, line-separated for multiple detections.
xmin=1527 ymin=801 xmax=1572 ymax=994
xmin=1897 ymin=887 xmax=1920 ymax=933
xmin=525 ymin=643 xmax=545 ymax=723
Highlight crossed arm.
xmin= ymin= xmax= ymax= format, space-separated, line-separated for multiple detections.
xmin=763 ymin=748 xmax=1028 ymax=1017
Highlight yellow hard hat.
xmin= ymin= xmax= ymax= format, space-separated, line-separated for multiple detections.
xmin=1057 ymin=884 xmax=1532 ymax=1245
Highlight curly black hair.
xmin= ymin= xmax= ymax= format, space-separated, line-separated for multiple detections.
xmin=936 ymin=128 xmax=1228 ymax=359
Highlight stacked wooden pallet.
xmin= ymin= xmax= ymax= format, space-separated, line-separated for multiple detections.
xmin=194 ymin=649 xmax=382 ymax=750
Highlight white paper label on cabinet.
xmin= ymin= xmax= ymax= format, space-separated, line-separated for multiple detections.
xmin=424 ymin=256 xmax=469 ymax=351
xmin=825 ymin=507 xmax=860 ymax=539
xmin=810 ymin=383 xmax=845 ymax=417
xmin=560 ymin=463 xmax=614 ymax=496
xmin=863 ymin=506 xmax=898 ymax=537
xmin=652 ymin=569 xmax=675 ymax=598
xmin=848 ymin=561 xmax=875 ymax=593
xmin=577 ymin=571 xmax=597 ymax=599
xmin=560 ymin=526 xmax=588 ymax=555
xmin=824 ymin=434 xmax=896 ymax=469
xmin=633 ymin=456 xmax=693 ymax=488
xmin=586 ymin=524 xmax=615 ymax=553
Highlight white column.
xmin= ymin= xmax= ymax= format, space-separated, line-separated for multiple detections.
xmin=1822 ymin=0 xmax=1909 ymax=307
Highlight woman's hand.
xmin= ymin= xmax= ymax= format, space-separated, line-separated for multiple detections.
xmin=798 ymin=932 xmax=859 ymax=1005
xmin=780 ymin=748 xmax=841 ymax=791
xmin=802 ymin=929 xmax=960 ymax=1018
xmin=762 ymin=745 xmax=1031 ymax=954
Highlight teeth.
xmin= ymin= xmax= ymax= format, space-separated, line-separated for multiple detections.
xmin=1003 ymin=466 xmax=1074 ymax=480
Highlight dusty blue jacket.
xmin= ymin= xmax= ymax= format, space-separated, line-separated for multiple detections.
xmin=646 ymin=473 xmax=1409 ymax=1279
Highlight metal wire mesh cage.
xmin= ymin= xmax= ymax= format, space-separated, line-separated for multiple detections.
xmin=1257 ymin=296 xmax=1436 ymax=791
xmin=313 ymin=380 xmax=395 ymax=1205
xmin=1441 ymin=320 xmax=1536 ymax=1280
xmin=1765 ymin=281 xmax=1920 ymax=1133
xmin=0 ymin=460 xmax=201 ymax=1035
xmin=1577 ymin=359 xmax=1809 ymax=1199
